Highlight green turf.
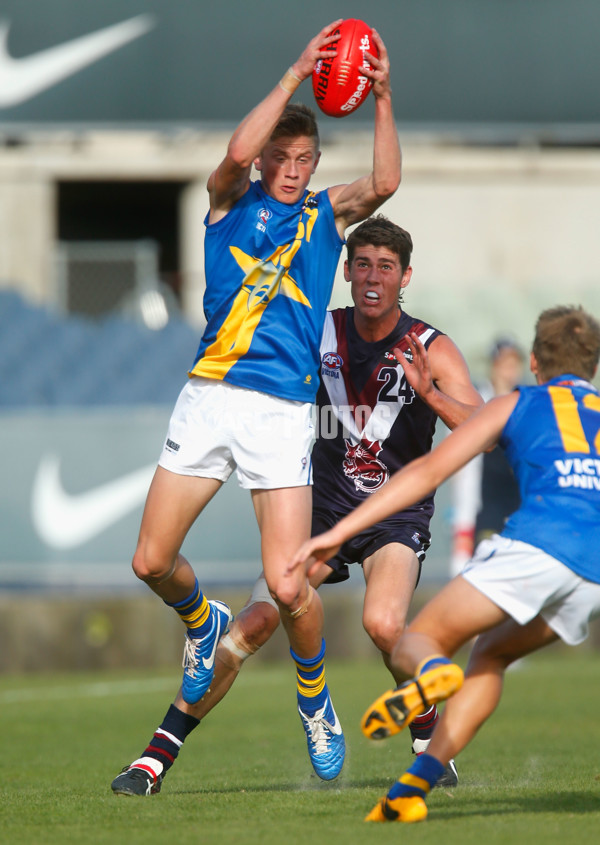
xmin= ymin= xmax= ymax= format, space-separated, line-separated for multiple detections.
xmin=2 ymin=648 xmax=600 ymax=845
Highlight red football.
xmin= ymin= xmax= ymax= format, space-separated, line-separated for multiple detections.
xmin=312 ymin=19 xmax=378 ymax=118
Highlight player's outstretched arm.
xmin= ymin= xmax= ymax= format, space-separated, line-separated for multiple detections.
xmin=330 ymin=30 xmax=401 ymax=232
xmin=287 ymin=396 xmax=516 ymax=576
xmin=397 ymin=332 xmax=484 ymax=430
xmin=208 ymin=21 xmax=341 ymax=219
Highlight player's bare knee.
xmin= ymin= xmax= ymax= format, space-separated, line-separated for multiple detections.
xmin=281 ymin=586 xmax=314 ymax=619
xmin=468 ymin=635 xmax=513 ymax=672
xmin=131 ymin=546 xmax=174 ymax=585
xmin=131 ymin=548 xmax=150 ymax=582
xmin=266 ymin=577 xmax=295 ymax=611
xmin=363 ymin=611 xmax=405 ymax=655
xmin=236 ymin=600 xmax=280 ymax=648
xmin=218 ymin=605 xmax=278 ymax=668
xmin=218 ymin=580 xmax=281 ymax=669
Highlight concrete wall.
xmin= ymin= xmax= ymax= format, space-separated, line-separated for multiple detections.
xmin=3 ymin=587 xmax=599 ymax=674
xmin=2 ymin=131 xmax=599 ymax=366
xmin=0 ymin=589 xmax=372 ymax=674
xmin=0 ymin=409 xmax=458 ymax=590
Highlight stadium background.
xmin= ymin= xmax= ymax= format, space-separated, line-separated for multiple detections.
xmin=2 ymin=0 xmax=600 ymax=670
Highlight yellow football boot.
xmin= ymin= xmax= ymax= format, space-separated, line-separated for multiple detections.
xmin=361 ymin=662 xmax=464 ymax=740
xmin=365 ymin=795 xmax=428 ymax=823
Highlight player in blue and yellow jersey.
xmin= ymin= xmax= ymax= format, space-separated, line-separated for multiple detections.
xmin=112 ymin=23 xmax=401 ymax=795
xmin=112 ymin=217 xmax=483 ymax=796
xmin=290 ymin=305 xmax=600 ymax=824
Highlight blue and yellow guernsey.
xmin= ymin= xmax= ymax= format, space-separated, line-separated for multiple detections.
xmin=190 ymin=180 xmax=343 ymax=402
xmin=500 ymin=374 xmax=600 ymax=583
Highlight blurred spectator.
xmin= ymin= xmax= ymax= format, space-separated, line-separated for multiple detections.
xmin=449 ymin=338 xmax=525 ymax=576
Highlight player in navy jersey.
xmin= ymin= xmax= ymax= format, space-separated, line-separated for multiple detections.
xmin=112 ymin=23 xmax=401 ymax=795
xmin=291 ymin=305 xmax=600 ymax=824
xmin=111 ymin=216 xmax=482 ymax=796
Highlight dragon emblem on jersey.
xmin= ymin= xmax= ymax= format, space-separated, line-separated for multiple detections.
xmin=343 ymin=438 xmax=389 ymax=493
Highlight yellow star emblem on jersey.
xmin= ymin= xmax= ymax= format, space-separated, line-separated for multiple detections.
xmin=230 ymin=245 xmax=312 ymax=310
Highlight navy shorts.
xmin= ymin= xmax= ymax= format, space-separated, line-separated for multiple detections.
xmin=311 ymin=506 xmax=430 ymax=585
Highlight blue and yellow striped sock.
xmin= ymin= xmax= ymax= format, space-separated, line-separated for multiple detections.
xmin=291 ymin=639 xmax=328 ymax=716
xmin=166 ymin=578 xmax=211 ymax=638
xmin=387 ymin=753 xmax=445 ymax=801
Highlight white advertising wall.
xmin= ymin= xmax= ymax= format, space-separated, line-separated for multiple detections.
xmin=0 ymin=408 xmax=263 ymax=590
xmin=0 ymin=409 xmax=456 ymax=591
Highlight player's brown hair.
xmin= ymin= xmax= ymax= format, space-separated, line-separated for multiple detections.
xmin=533 ymin=305 xmax=600 ymax=381
xmin=271 ymin=103 xmax=320 ymax=148
xmin=346 ymin=215 xmax=413 ymax=273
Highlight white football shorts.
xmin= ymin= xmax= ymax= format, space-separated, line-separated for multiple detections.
xmin=461 ymin=534 xmax=600 ymax=645
xmin=158 ymin=376 xmax=313 ymax=489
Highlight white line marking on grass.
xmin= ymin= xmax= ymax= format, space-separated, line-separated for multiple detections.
xmin=0 ymin=669 xmax=285 ymax=704
xmin=0 ymin=677 xmax=179 ymax=704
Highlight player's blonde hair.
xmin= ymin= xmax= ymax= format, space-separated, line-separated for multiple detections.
xmin=533 ymin=305 xmax=600 ymax=381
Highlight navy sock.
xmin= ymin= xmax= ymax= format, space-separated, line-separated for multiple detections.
xmin=409 ymin=704 xmax=439 ymax=742
xmin=140 ymin=704 xmax=200 ymax=775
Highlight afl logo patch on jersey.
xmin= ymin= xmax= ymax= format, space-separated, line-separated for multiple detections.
xmin=321 ymin=351 xmax=343 ymax=379
xmin=256 ymin=207 xmax=272 ymax=232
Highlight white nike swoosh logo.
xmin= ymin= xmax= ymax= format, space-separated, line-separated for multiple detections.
xmin=201 ymin=611 xmax=224 ymax=671
xmin=31 ymin=453 xmax=155 ymax=549
xmin=0 ymin=15 xmax=155 ymax=108
xmin=328 ymin=711 xmax=343 ymax=735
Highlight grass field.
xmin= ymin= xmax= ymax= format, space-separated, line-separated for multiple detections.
xmin=2 ymin=648 xmax=600 ymax=845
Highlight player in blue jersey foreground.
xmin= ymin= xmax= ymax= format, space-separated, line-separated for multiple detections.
xmin=112 ymin=217 xmax=482 ymax=796
xmin=289 ymin=305 xmax=600 ymax=823
xmin=115 ymin=22 xmax=401 ymax=793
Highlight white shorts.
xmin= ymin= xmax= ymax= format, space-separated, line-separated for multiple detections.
xmin=158 ymin=377 xmax=314 ymax=489
xmin=462 ymin=535 xmax=600 ymax=645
